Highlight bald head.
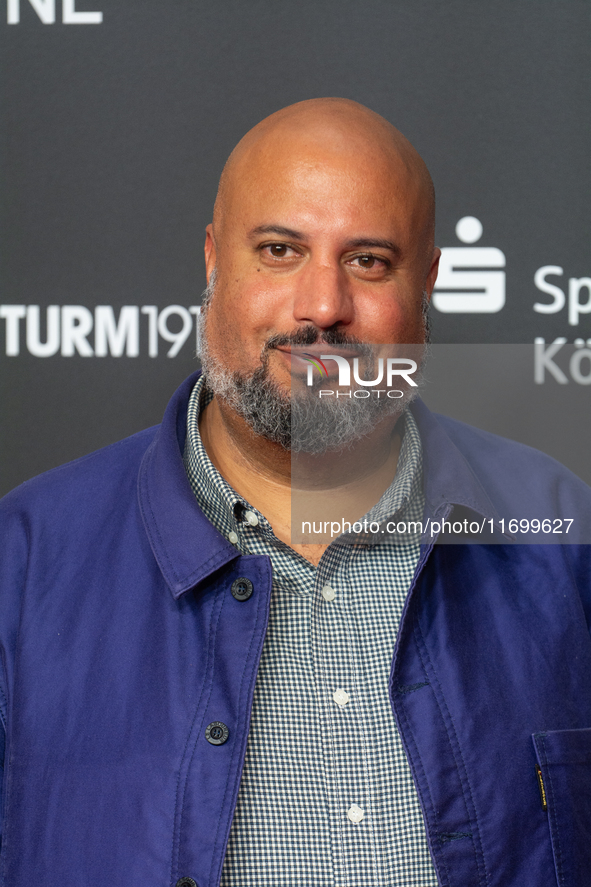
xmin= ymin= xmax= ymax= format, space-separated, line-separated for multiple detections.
xmin=213 ymin=98 xmax=435 ymax=253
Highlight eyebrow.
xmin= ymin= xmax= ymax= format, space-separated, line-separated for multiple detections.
xmin=249 ymin=225 xmax=401 ymax=256
xmin=344 ymin=237 xmax=401 ymax=256
xmin=249 ymin=225 xmax=306 ymax=240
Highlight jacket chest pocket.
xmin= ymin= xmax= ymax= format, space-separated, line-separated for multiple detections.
xmin=532 ymin=728 xmax=591 ymax=887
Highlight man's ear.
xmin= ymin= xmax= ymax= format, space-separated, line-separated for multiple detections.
xmin=204 ymin=224 xmax=217 ymax=282
xmin=425 ymin=247 xmax=441 ymax=297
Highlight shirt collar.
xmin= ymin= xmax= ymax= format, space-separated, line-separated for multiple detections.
xmin=183 ymin=373 xmax=424 ymax=540
xmin=183 ymin=375 xmax=249 ymax=542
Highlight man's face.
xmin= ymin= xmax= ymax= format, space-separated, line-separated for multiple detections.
xmin=203 ymin=133 xmax=439 ymax=396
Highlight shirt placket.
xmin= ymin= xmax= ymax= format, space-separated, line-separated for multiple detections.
xmin=313 ymin=546 xmax=381 ymax=887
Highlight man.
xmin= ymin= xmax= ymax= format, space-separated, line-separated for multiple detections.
xmin=0 ymin=98 xmax=590 ymax=886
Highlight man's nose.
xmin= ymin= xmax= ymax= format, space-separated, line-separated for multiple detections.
xmin=292 ymin=261 xmax=354 ymax=329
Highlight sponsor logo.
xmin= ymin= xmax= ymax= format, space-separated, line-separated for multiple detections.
xmin=534 ymin=337 xmax=591 ymax=385
xmin=434 ymin=215 xmax=590 ymax=331
xmin=0 ymin=304 xmax=201 ymax=357
xmin=7 ymin=0 xmax=102 ymax=24
xmin=432 ymin=216 xmax=506 ymax=314
xmin=533 ymin=267 xmax=591 ymax=327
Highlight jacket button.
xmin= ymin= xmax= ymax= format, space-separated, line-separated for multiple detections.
xmin=205 ymin=721 xmax=229 ymax=745
xmin=176 ymin=879 xmax=198 ymax=887
xmin=231 ymin=577 xmax=253 ymax=601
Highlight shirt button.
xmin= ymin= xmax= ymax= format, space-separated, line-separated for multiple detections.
xmin=333 ymin=688 xmax=350 ymax=707
xmin=347 ymin=804 xmax=364 ymax=823
xmin=228 ymin=531 xmax=238 ymax=545
xmin=176 ymin=879 xmax=198 ymax=887
xmin=321 ymin=584 xmax=336 ymax=601
xmin=244 ymin=510 xmax=259 ymax=527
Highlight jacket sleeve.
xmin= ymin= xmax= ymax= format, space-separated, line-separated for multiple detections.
xmin=0 ymin=698 xmax=5 ymax=842
xmin=0 ymin=491 xmax=32 ymax=846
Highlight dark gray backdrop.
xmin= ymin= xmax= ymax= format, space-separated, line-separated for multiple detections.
xmin=1 ymin=0 xmax=590 ymax=496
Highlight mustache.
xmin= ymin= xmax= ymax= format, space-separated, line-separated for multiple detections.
xmin=264 ymin=325 xmax=363 ymax=351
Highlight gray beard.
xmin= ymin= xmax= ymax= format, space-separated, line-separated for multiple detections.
xmin=198 ymin=271 xmax=429 ymax=454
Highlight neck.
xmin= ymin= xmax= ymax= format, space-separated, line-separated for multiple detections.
xmin=199 ymin=394 xmax=403 ymax=566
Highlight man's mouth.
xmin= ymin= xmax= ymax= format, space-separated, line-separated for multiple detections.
xmin=274 ymin=344 xmax=363 ymax=362
xmin=275 ymin=344 xmax=362 ymax=366
xmin=264 ymin=328 xmax=369 ymax=382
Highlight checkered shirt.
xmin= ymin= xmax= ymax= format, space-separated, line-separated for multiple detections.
xmin=184 ymin=374 xmax=439 ymax=887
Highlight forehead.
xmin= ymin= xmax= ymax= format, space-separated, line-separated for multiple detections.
xmin=222 ymin=131 xmax=427 ymax=244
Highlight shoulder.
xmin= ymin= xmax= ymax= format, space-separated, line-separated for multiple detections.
xmin=0 ymin=425 xmax=160 ymax=526
xmin=0 ymin=370 xmax=202 ymax=565
xmin=435 ymin=411 xmax=567 ymax=469
xmin=412 ymin=400 xmax=591 ymax=538
xmin=436 ymin=411 xmax=584 ymax=487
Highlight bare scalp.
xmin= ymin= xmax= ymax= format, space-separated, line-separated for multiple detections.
xmin=213 ymin=98 xmax=435 ymax=257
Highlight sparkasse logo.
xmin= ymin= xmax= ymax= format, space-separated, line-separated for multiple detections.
xmin=432 ymin=216 xmax=506 ymax=314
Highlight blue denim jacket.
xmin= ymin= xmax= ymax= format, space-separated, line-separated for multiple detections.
xmin=0 ymin=371 xmax=590 ymax=887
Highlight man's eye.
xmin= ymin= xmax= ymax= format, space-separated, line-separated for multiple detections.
xmin=266 ymin=243 xmax=290 ymax=257
xmin=354 ymin=254 xmax=386 ymax=269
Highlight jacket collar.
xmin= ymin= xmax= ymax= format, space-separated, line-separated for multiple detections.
xmin=410 ymin=398 xmax=503 ymax=524
xmin=138 ymin=371 xmax=242 ymax=599
xmin=139 ymin=373 xmax=504 ymax=599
